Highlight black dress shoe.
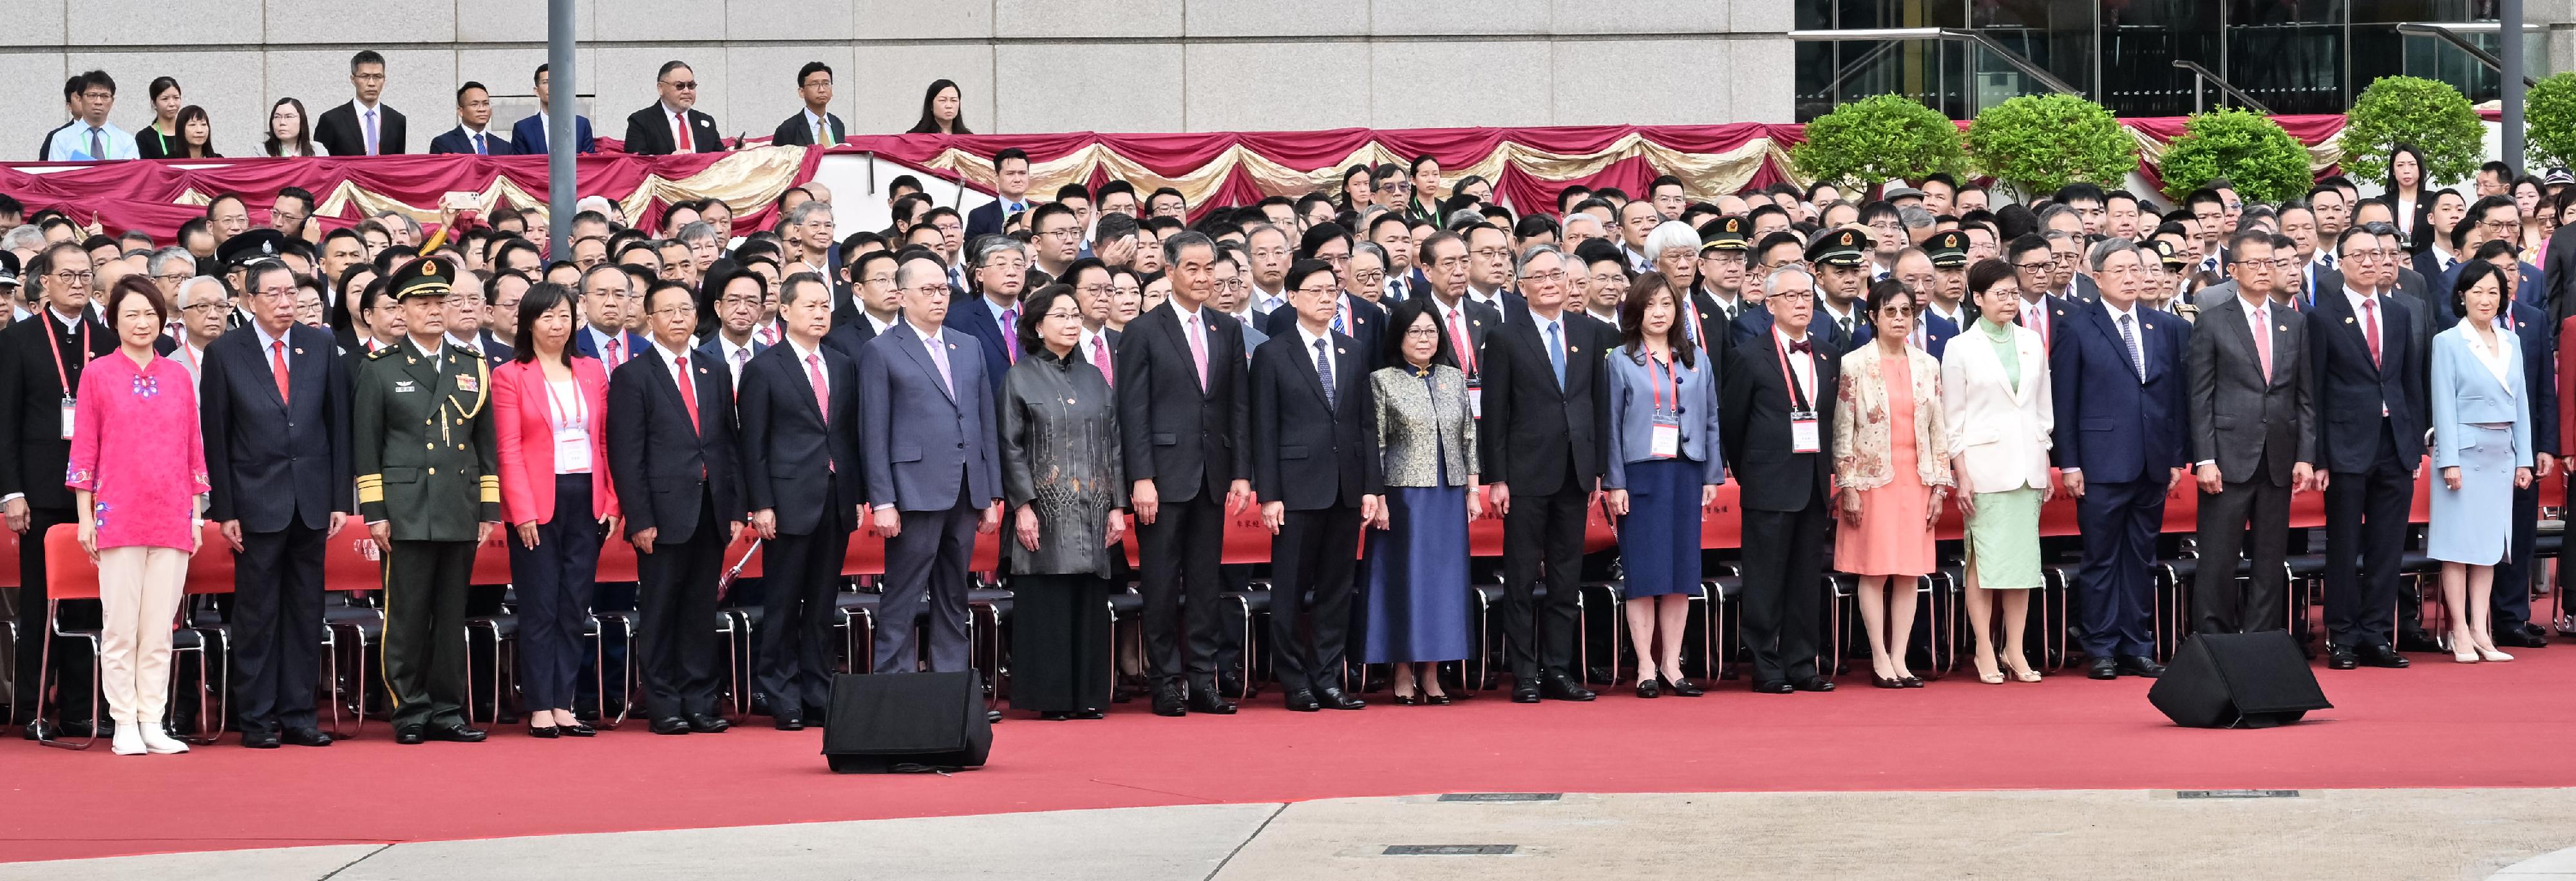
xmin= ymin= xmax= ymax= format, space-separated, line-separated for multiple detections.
xmin=2085 ymin=658 xmax=2119 ymax=680
xmin=1540 ymin=673 xmax=1596 ymax=702
xmin=1150 ymin=685 xmax=1188 ymax=717
xmin=987 ymin=710 xmax=1003 ymax=725
xmin=1752 ymin=680 xmax=1795 ymax=694
xmin=1790 ymin=676 xmax=1835 ymax=692
xmin=650 ymin=717 xmax=692 ymax=735
xmin=1425 ymin=692 xmax=1455 ymax=705
xmin=1285 ymin=689 xmax=1321 ymax=712
xmin=1871 ymin=676 xmax=1904 ymax=689
xmin=2326 ymin=646 xmax=2360 ymax=670
xmin=1186 ymin=688 xmax=1236 ymax=715
xmin=1634 ymin=677 xmax=1662 ymax=699
xmin=685 ymin=713 xmax=731 ymax=734
xmin=17 ymin=719 xmax=49 ymax=741
xmin=1218 ymin=673 xmax=1249 ymax=699
xmin=1667 ymin=677 xmax=1705 ymax=697
xmin=1510 ymin=684 xmax=1540 ymax=703
xmin=1073 ymin=708 xmax=1106 ymax=720
xmin=428 ymin=723 xmax=487 ymax=743
xmin=281 ymin=727 xmax=334 ymax=747
xmin=1039 ymin=711 xmax=1072 ymax=721
xmin=2116 ymin=655 xmax=2165 ymax=678
xmin=773 ymin=713 xmax=805 ymax=732
xmin=2358 ymin=643 xmax=2410 ymax=668
xmin=526 ymin=725 xmax=560 ymax=739
xmin=2396 ymin=629 xmax=2447 ymax=654
xmin=1316 ymin=687 xmax=1365 ymax=710
xmin=393 ymin=726 xmax=426 ymax=745
xmin=1393 ymin=692 xmax=1424 ymax=706
xmin=1899 ymin=676 xmax=1924 ymax=688
xmin=2493 ymin=628 xmax=2548 ymax=649
xmin=242 ymin=730 xmax=281 ymax=748
xmin=558 ymin=720 xmax=596 ymax=737
xmin=2519 ymin=621 xmax=2552 ymax=642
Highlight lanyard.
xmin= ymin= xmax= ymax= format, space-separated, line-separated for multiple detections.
xmin=545 ymin=375 xmax=587 ymax=430
xmin=1771 ymin=330 xmax=1811 ymax=410
xmin=1648 ymin=350 xmax=1679 ymax=415
xmin=48 ymin=315 xmax=90 ymax=397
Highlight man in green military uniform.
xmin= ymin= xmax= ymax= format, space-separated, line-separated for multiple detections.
xmin=354 ymin=255 xmax=499 ymax=745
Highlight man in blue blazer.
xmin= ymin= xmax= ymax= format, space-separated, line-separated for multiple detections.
xmin=510 ymin=64 xmax=595 ymax=155
xmin=858 ymin=256 xmax=1004 ymax=675
xmin=574 ymin=263 xmax=652 ymax=368
xmin=963 ymin=148 xmax=1036 ymax=243
xmin=2050 ymin=239 xmax=2190 ymax=680
xmin=200 ymin=262 xmax=352 ymax=748
xmin=943 ymin=236 xmax=1026 ymax=397
xmin=736 ymin=270 xmax=863 ymax=730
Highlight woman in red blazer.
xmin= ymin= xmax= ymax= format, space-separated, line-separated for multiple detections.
xmin=493 ymin=282 xmax=620 ymax=737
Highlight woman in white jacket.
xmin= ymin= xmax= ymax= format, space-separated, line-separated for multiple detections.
xmin=1940 ymin=260 xmax=2054 ymax=685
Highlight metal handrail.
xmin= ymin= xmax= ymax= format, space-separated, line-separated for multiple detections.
xmin=1786 ymin=28 xmax=2081 ymax=97
xmin=2170 ymin=61 xmax=2274 ymax=115
xmin=2395 ymin=23 xmax=2541 ymax=89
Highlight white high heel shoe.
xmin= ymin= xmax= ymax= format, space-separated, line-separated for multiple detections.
xmin=110 ymin=726 xmax=146 ymax=756
xmin=2477 ymin=647 xmax=2515 ymax=663
xmin=138 ymin=725 xmax=190 ymax=754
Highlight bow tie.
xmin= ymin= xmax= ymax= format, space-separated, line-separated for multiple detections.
xmin=1787 ymin=339 xmax=1812 ymax=354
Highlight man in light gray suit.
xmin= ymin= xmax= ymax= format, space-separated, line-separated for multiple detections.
xmin=2184 ymin=230 xmax=2316 ymax=634
xmin=858 ymin=252 xmax=1005 ymax=674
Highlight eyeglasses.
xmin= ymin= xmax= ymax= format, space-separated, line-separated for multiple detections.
xmin=1471 ymin=247 xmax=1510 ymax=261
xmin=1519 ymin=269 xmax=1566 ymax=285
xmin=2011 ymin=261 xmax=2050 ymax=272
xmin=1318 ymin=253 xmax=1349 ymax=265
xmin=1294 ymin=285 xmax=1336 ymax=296
xmin=716 ymin=294 xmax=762 ymax=308
xmin=153 ymin=271 xmax=190 ymax=284
xmin=1075 ymin=283 xmax=1112 ymax=295
xmin=1378 ymin=182 xmax=1413 ymax=193
xmin=1770 ymin=291 xmax=1817 ymax=302
xmin=2478 ymin=218 xmax=2519 ymax=231
xmin=1402 ymin=326 xmax=1441 ymax=338
xmin=1352 ymin=269 xmax=1385 ymax=284
xmin=662 ymin=81 xmax=697 ymax=91
xmin=1041 ymin=310 xmax=1083 ymax=321
xmin=1039 ymin=227 xmax=1081 ymax=241
xmin=52 ymin=270 xmax=91 ymax=283
xmin=908 ymin=284 xmax=950 ymax=298
xmin=182 ymin=301 xmax=231 ymax=314
xmin=252 ymin=286 xmax=296 ymax=299
xmin=1249 ymin=247 xmax=1290 ymax=260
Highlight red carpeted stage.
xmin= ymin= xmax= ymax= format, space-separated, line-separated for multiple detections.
xmin=5 ymin=646 xmax=2571 ymax=864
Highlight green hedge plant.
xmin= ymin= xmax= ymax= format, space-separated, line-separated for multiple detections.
xmin=2524 ymin=72 xmax=2576 ymax=171
xmin=2338 ymin=75 xmax=2485 ymax=187
xmin=1967 ymin=93 xmax=2137 ymax=200
xmin=1790 ymin=94 xmax=1967 ymax=193
xmin=2158 ymin=109 xmax=2313 ymax=203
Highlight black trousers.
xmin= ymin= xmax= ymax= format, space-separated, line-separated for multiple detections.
xmin=230 ymin=520 xmax=327 ymax=734
xmin=1268 ymin=504 xmax=1363 ymax=694
xmin=12 ymin=506 xmax=95 ymax=723
xmin=1135 ymin=493 xmax=1224 ymax=688
xmin=2074 ymin=477 xmax=2164 ymax=658
xmin=756 ymin=518 xmax=848 ymax=719
xmin=383 ymin=539 xmax=477 ymax=730
xmin=2193 ymin=468 xmax=2292 ymax=634
xmin=1500 ymin=482 xmax=1586 ymax=683
xmin=1007 ymin=573 xmax=1113 ymax=712
xmin=635 ymin=495 xmax=726 ymax=721
xmin=2494 ymin=478 xmax=2542 ymax=633
xmin=504 ymin=475 xmax=601 ymax=712
xmin=880 ymin=493 xmax=976 ymax=674
xmin=1739 ymin=501 xmax=1829 ymax=684
xmin=2324 ymin=430 xmax=2411 ymax=649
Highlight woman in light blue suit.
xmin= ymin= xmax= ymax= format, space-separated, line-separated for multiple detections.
xmin=1602 ymin=272 xmax=1725 ymax=699
xmin=2427 ymin=261 xmax=2535 ymax=665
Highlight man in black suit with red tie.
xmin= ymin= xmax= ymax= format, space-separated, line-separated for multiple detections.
xmin=1477 ymin=245 xmax=1612 ymax=704
xmin=736 ymin=268 xmax=861 ymax=730
xmin=1115 ymin=231 xmax=1253 ymax=717
xmin=1 ymin=242 xmax=114 ymax=739
xmin=609 ymin=280 xmax=745 ymax=735
xmin=201 ymin=261 xmax=351 ymax=748
xmin=620 ymin=61 xmax=726 ymax=156
xmin=1721 ymin=263 xmax=1841 ymax=695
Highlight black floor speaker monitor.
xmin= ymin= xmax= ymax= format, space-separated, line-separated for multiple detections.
xmin=2146 ymin=631 xmax=2331 ymax=728
xmin=821 ymin=670 xmax=992 ymax=773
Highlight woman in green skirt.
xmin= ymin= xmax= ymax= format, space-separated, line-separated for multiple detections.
xmin=1938 ymin=260 xmax=2056 ymax=684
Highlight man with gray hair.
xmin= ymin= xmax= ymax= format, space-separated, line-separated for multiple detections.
xmin=944 ymin=234 xmax=1029 ymax=395
xmin=147 ymin=247 xmax=198 ymax=298
xmin=1560 ymin=211 xmax=1607 ymax=256
xmin=1722 ymin=261 xmax=1839 ymax=694
xmin=676 ymin=221 xmax=723 ymax=281
xmin=778 ymin=200 xmax=838 ymax=279
xmin=171 ymin=274 xmax=233 ymax=390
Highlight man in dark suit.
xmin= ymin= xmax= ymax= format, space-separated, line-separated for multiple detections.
xmin=609 ymin=279 xmax=744 ymax=735
xmin=2184 ymin=232 xmax=2315 ymax=635
xmin=510 ymin=63 xmax=594 ymax=155
xmin=1115 ymin=231 xmax=1253 ymax=717
xmin=944 ymin=236 xmax=1027 ymax=397
xmin=427 ymin=81 xmax=516 ymax=156
xmin=2052 ymin=238 xmax=2190 ymax=679
xmin=736 ymin=269 xmax=862 ymax=730
xmin=963 ymin=148 xmax=1036 ymax=243
xmin=574 ymin=263 xmax=652 ymax=368
xmin=858 ymin=259 xmax=1003 ymax=675
xmin=823 ymin=249 xmax=901 ymax=358
xmin=1415 ymin=232 xmax=1502 ymax=390
xmin=1260 ymin=289 xmax=1383 ymax=367
xmin=620 ymin=61 xmax=726 ymax=156
xmin=2 ymin=243 xmax=112 ymax=738
xmin=1477 ymin=245 xmax=1611 ymax=703
xmin=1250 ymin=261 xmax=1382 ymax=711
xmin=2309 ymin=226 xmax=2423 ymax=669
xmin=201 ymin=261 xmax=350 ymax=748
xmin=770 ymin=62 xmax=848 ymax=147
xmin=1721 ymin=262 xmax=1838 ymax=694
xmin=312 ymin=50 xmax=406 ymax=156
xmin=1892 ymin=242 xmax=1962 ymax=358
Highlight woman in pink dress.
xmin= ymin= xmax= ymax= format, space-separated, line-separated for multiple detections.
xmin=67 ymin=276 xmax=209 ymax=755
xmin=1832 ymin=279 xmax=1951 ymax=688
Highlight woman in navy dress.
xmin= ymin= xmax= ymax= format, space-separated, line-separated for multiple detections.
xmin=1601 ymin=273 xmax=1725 ymax=699
xmin=1360 ymin=298 xmax=1479 ymax=705
xmin=2426 ymin=260 xmax=2533 ymax=664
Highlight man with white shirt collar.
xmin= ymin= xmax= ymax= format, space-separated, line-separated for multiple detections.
xmin=1244 ymin=225 xmax=1294 ymax=316
xmin=1209 ymin=248 xmax=1268 ymax=355
xmin=946 ymin=236 xmax=1029 ymax=395
xmin=509 ymin=63 xmax=595 ymax=155
xmin=1462 ymin=222 xmax=1522 ymax=319
xmin=1416 ymin=231 xmax=1500 ymax=385
xmin=770 ymin=62 xmax=846 ymax=147
xmin=46 ymin=70 xmax=138 ymax=162
xmin=427 ymin=81 xmax=515 ymax=156
xmin=575 ymin=263 xmax=649 ymax=368
xmin=963 ymin=148 xmax=1034 ymax=243
xmin=171 ymin=274 xmax=231 ymax=390
xmin=3 ymin=242 xmax=115 ymax=739
xmin=821 ymin=249 xmax=902 ymax=360
xmin=737 ymin=258 xmax=862 ymax=730
xmin=1615 ymin=200 xmax=1660 ymax=272
xmin=442 ymin=269 xmax=507 ymax=366
xmin=314 ymin=51 xmax=407 ymax=157
xmin=1807 ymin=229 xmax=1873 ymax=352
xmin=620 ymin=61 xmax=724 ymax=156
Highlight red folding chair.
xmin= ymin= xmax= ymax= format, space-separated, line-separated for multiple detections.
xmin=32 ymin=522 xmax=233 ymax=750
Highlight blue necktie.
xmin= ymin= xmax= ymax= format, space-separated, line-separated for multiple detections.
xmin=87 ymin=127 xmax=102 ymax=160
xmin=1546 ymin=321 xmax=1566 ymax=388
xmin=2118 ymin=314 xmax=2142 ymax=380
xmin=1315 ymin=339 xmax=1336 ymax=410
xmin=473 ymin=133 xmax=486 ymax=155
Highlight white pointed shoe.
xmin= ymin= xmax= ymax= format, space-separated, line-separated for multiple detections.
xmin=110 ymin=726 xmax=146 ymax=755
xmin=138 ymin=726 xmax=190 ymax=754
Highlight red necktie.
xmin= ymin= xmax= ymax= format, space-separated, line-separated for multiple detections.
xmin=2362 ymin=298 xmax=2382 ymax=367
xmin=806 ymin=354 xmax=829 ymax=425
xmin=605 ymin=337 xmax=621 ymax=366
xmin=674 ymin=355 xmax=700 ymax=433
xmin=675 ymin=111 xmax=691 ymax=151
xmin=270 ymin=341 xmax=290 ymax=404
xmin=1447 ymin=307 xmax=1475 ymax=374
xmin=1093 ymin=336 xmax=1114 ymax=386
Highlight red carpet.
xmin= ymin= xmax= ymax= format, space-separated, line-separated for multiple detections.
xmin=6 ymin=647 xmax=2573 ymax=863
